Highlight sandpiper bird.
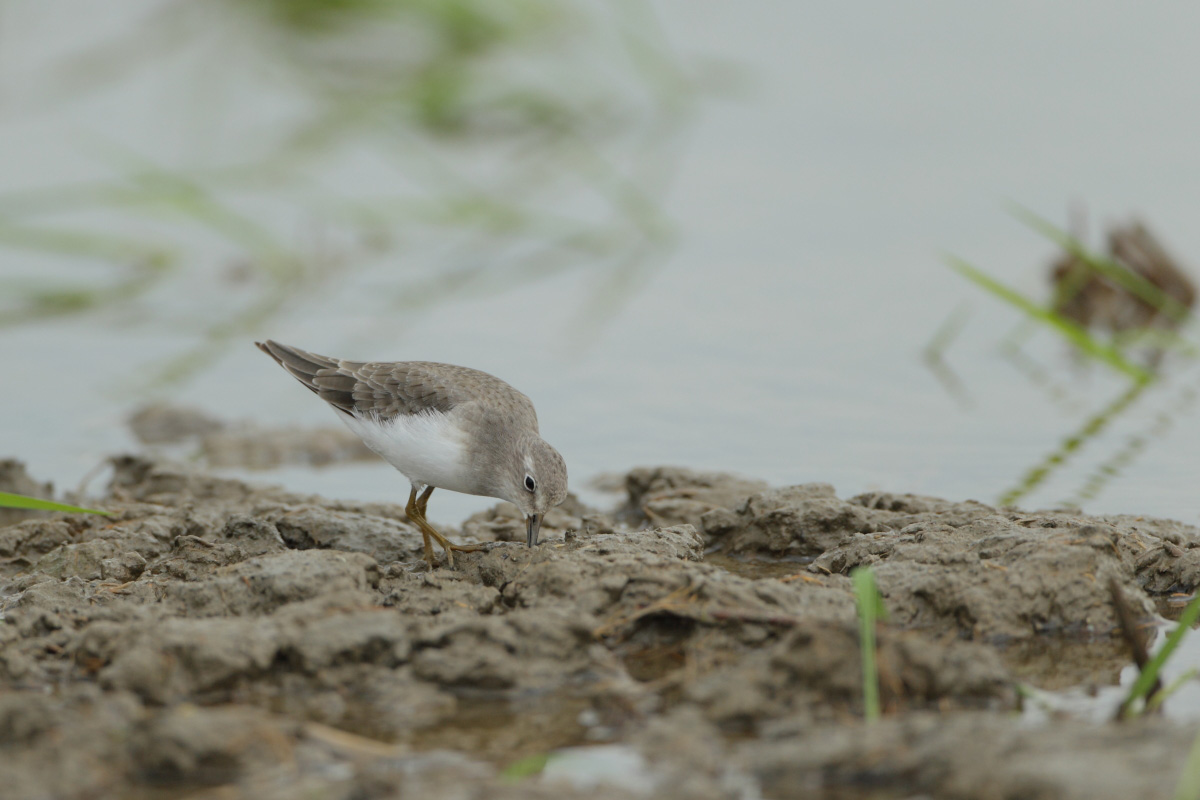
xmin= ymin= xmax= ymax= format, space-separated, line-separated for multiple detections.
xmin=256 ymin=340 xmax=568 ymax=569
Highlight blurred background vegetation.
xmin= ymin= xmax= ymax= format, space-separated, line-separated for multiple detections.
xmin=0 ymin=0 xmax=703 ymax=389
xmin=934 ymin=208 xmax=1198 ymax=508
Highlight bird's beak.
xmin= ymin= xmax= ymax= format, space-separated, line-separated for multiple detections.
xmin=526 ymin=514 xmax=541 ymax=548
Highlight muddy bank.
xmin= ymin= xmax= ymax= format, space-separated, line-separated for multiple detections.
xmin=128 ymin=403 xmax=376 ymax=468
xmin=0 ymin=458 xmax=1197 ymax=798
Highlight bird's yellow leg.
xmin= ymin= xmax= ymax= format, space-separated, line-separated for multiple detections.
xmin=414 ymin=486 xmax=484 ymax=561
xmin=406 ymin=486 xmax=439 ymax=569
xmin=415 ymin=485 xmax=433 ymax=517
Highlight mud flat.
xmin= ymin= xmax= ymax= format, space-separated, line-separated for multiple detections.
xmin=1 ymin=458 xmax=1198 ymax=798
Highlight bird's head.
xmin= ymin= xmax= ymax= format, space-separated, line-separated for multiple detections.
xmin=505 ymin=434 xmax=568 ymax=547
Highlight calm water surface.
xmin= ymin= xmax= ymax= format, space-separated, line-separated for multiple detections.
xmin=4 ymin=2 xmax=1200 ymax=524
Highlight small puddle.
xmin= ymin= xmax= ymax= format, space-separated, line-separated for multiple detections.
xmin=1157 ymin=593 xmax=1199 ymax=621
xmin=409 ymin=691 xmax=592 ymax=766
xmin=705 ymin=553 xmax=812 ymax=581
xmin=998 ymin=636 xmax=1129 ymax=691
xmin=623 ymin=641 xmax=687 ymax=682
xmin=1020 ymin=617 xmax=1200 ymax=723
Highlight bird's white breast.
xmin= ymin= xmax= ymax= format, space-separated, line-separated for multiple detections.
xmin=339 ymin=410 xmax=473 ymax=494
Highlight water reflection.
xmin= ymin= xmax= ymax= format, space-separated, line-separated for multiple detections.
xmin=934 ymin=209 xmax=1198 ymax=509
xmin=999 ymin=376 xmax=1151 ymax=507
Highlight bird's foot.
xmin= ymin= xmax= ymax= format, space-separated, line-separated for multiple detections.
xmin=421 ymin=532 xmax=454 ymax=569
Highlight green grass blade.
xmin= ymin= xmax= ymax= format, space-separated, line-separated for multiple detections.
xmin=501 ymin=752 xmax=552 ymax=781
xmin=1109 ymin=326 xmax=1200 ymax=356
xmin=0 ymin=491 xmax=111 ymax=516
xmin=0 ymin=220 xmax=173 ymax=265
xmin=998 ymin=377 xmax=1149 ymax=508
xmin=852 ymin=567 xmax=883 ymax=722
xmin=1147 ymin=668 xmax=1198 ymax=714
xmin=924 ymin=304 xmax=971 ymax=361
xmin=1175 ymin=725 xmax=1200 ymax=800
xmin=1122 ymin=591 xmax=1200 ymax=718
xmin=946 ymin=255 xmax=1152 ymax=383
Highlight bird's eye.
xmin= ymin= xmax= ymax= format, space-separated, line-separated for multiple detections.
xmin=524 ymin=474 xmax=536 ymax=492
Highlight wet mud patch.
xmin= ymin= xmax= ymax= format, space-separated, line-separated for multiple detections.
xmin=0 ymin=456 xmax=1197 ymax=799
xmin=692 ymin=483 xmax=1170 ymax=641
xmin=740 ymin=712 xmax=1196 ymax=800
xmin=689 ymin=621 xmax=1015 ymax=729
xmin=997 ymin=635 xmax=1131 ymax=691
xmin=412 ymin=691 xmax=594 ymax=764
xmin=704 ymin=552 xmax=812 ymax=581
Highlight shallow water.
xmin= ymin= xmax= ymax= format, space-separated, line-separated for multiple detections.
xmin=5 ymin=3 xmax=1200 ymax=526
xmin=704 ymin=553 xmax=812 ymax=582
xmin=1000 ymin=636 xmax=1129 ymax=693
xmin=411 ymin=693 xmax=592 ymax=765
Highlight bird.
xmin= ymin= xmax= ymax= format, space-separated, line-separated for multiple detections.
xmin=255 ymin=340 xmax=568 ymax=569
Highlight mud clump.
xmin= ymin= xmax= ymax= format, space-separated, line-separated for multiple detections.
xmin=0 ymin=456 xmax=1194 ymax=799
xmin=269 ymin=506 xmax=426 ymax=561
xmin=129 ymin=402 xmax=376 ymax=468
xmin=128 ymin=403 xmax=225 ymax=444
xmin=690 ymin=622 xmax=1014 ymax=728
xmin=702 ymin=484 xmax=1172 ymax=641
xmin=739 ymin=711 xmax=1194 ymax=799
xmin=620 ymin=466 xmax=769 ymax=529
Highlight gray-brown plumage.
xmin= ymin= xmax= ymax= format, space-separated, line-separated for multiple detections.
xmin=256 ymin=340 xmax=567 ymax=568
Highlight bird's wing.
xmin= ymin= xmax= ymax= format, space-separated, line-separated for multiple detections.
xmin=256 ymin=340 xmax=534 ymax=424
